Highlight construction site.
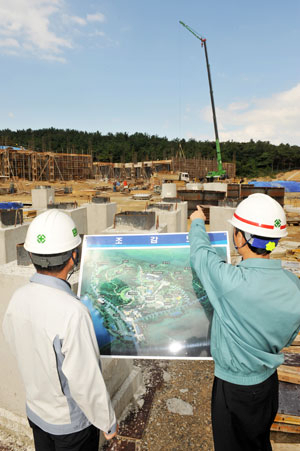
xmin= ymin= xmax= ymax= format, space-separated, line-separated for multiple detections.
xmin=0 ymin=146 xmax=236 ymax=182
xmin=0 ymin=142 xmax=299 ymax=450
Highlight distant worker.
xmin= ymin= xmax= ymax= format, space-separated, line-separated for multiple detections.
xmin=2 ymin=210 xmax=118 ymax=451
xmin=189 ymin=194 xmax=300 ymax=451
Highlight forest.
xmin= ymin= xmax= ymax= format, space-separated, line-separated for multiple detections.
xmin=1 ymin=128 xmax=299 ymax=177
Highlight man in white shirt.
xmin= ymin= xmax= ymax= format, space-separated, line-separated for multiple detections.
xmin=3 ymin=210 xmax=118 ymax=451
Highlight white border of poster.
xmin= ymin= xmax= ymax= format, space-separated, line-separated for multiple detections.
xmin=78 ymin=232 xmax=230 ymax=360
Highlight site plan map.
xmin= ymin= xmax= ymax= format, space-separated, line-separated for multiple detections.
xmin=78 ymin=232 xmax=230 ymax=359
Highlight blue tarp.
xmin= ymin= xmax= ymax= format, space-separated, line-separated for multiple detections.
xmin=249 ymin=181 xmax=300 ymax=192
xmin=0 ymin=202 xmax=23 ymax=210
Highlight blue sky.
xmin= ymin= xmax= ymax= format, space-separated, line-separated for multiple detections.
xmin=1 ymin=0 xmax=300 ymax=145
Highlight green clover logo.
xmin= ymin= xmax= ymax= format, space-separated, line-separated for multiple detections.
xmin=37 ymin=234 xmax=46 ymax=244
xmin=72 ymin=228 xmax=78 ymax=237
xmin=274 ymin=219 xmax=281 ymax=228
xmin=265 ymin=241 xmax=276 ymax=252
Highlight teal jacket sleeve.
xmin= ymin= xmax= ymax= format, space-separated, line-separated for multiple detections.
xmin=189 ymin=219 xmax=243 ymax=307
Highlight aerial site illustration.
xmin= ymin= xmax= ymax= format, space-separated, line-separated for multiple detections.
xmin=78 ymin=233 xmax=230 ymax=359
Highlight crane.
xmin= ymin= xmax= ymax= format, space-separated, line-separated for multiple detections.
xmin=179 ymin=21 xmax=227 ymax=180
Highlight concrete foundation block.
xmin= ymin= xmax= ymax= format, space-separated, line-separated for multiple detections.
xmin=203 ymin=183 xmax=227 ymax=192
xmin=64 ymin=206 xmax=88 ymax=235
xmin=209 ymin=206 xmax=235 ymax=253
xmin=99 ymin=364 xmax=143 ymax=446
xmin=86 ymin=202 xmax=117 ymax=235
xmin=101 ymin=358 xmax=134 ymax=398
xmin=0 ymin=223 xmax=29 ymax=265
xmin=31 ymin=188 xmax=55 ymax=210
xmin=176 ymin=201 xmax=188 ymax=232
xmin=157 ymin=210 xmax=181 ymax=233
xmin=161 ymin=183 xmax=177 ymax=198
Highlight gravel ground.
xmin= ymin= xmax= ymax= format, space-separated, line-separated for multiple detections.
xmin=1 ymin=359 xmax=300 ymax=450
xmin=102 ymin=359 xmax=214 ymax=451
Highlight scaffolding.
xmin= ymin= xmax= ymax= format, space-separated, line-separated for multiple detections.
xmin=0 ymin=148 xmax=93 ymax=181
xmin=172 ymin=157 xmax=236 ymax=180
xmin=0 ymin=147 xmax=236 ymax=181
xmin=93 ymin=158 xmax=236 ymax=180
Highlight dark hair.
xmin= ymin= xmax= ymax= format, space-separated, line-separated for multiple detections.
xmin=234 ymin=228 xmax=271 ymax=256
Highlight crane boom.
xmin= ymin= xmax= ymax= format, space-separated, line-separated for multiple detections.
xmin=179 ymin=21 xmax=226 ymax=179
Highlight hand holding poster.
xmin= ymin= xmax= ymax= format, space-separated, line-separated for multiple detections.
xmin=78 ymin=232 xmax=230 ymax=359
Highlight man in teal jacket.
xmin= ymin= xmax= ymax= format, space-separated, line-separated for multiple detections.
xmin=189 ymin=193 xmax=300 ymax=451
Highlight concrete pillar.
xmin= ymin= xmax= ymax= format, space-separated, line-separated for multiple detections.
xmin=64 ymin=206 xmax=88 ymax=236
xmin=31 ymin=187 xmax=55 ymax=210
xmin=209 ymin=206 xmax=236 ymax=253
xmin=86 ymin=202 xmax=117 ymax=235
xmin=156 ymin=209 xmax=181 ymax=233
xmin=161 ymin=183 xmax=177 ymax=198
xmin=203 ymin=182 xmax=227 ymax=192
xmin=0 ymin=223 xmax=29 ymax=265
xmin=175 ymin=201 xmax=188 ymax=232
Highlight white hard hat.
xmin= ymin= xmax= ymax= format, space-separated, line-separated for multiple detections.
xmin=24 ymin=209 xmax=81 ymax=254
xmin=228 ymin=193 xmax=287 ymax=238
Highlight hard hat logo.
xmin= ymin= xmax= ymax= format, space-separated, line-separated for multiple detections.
xmin=37 ymin=234 xmax=46 ymax=244
xmin=265 ymin=241 xmax=276 ymax=252
xmin=274 ymin=219 xmax=281 ymax=228
xmin=72 ymin=228 xmax=78 ymax=237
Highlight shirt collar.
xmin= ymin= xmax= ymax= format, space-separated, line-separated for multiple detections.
xmin=30 ymin=272 xmax=76 ymax=297
xmin=238 ymin=258 xmax=282 ymax=269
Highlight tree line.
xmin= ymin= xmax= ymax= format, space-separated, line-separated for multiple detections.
xmin=1 ymin=128 xmax=299 ymax=177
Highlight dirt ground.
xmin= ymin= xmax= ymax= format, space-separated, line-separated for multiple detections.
xmin=0 ymin=177 xmax=299 ymax=450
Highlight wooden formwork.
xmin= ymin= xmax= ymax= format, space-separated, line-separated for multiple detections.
xmin=171 ymin=157 xmax=236 ymax=179
xmin=93 ymin=158 xmax=236 ymax=180
xmin=0 ymin=148 xmax=93 ymax=181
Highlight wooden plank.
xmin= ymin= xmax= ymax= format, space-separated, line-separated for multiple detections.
xmin=284 ymin=354 xmax=300 ymax=367
xmin=278 ymin=365 xmax=300 ymax=384
xmin=275 ymin=413 xmax=300 ymax=425
xmin=271 ymin=442 xmax=300 ymax=450
xmin=271 ymin=422 xmax=300 ymax=434
xmin=283 ymin=346 xmax=300 ymax=354
xmin=292 ymin=333 xmax=300 ymax=346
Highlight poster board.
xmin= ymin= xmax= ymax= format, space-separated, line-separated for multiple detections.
xmin=78 ymin=232 xmax=230 ymax=359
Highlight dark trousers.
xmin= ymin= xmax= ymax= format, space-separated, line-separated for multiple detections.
xmin=212 ymin=371 xmax=278 ymax=451
xmin=28 ymin=420 xmax=100 ymax=451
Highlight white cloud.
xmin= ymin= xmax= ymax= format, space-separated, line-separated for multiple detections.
xmin=200 ymin=83 xmax=300 ymax=146
xmin=0 ymin=38 xmax=20 ymax=48
xmin=8 ymin=112 xmax=14 ymax=118
xmin=0 ymin=0 xmax=71 ymax=60
xmin=0 ymin=1 xmax=107 ymax=61
xmin=86 ymin=12 xmax=106 ymax=23
xmin=67 ymin=15 xmax=86 ymax=26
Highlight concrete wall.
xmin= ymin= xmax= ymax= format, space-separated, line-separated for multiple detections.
xmin=64 ymin=206 xmax=88 ymax=236
xmin=209 ymin=206 xmax=236 ymax=253
xmin=31 ymin=188 xmax=55 ymax=210
xmin=203 ymin=183 xmax=227 ymax=192
xmin=156 ymin=209 xmax=181 ymax=233
xmin=0 ymin=223 xmax=29 ymax=265
xmin=86 ymin=202 xmax=117 ymax=235
xmin=176 ymin=201 xmax=188 ymax=232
